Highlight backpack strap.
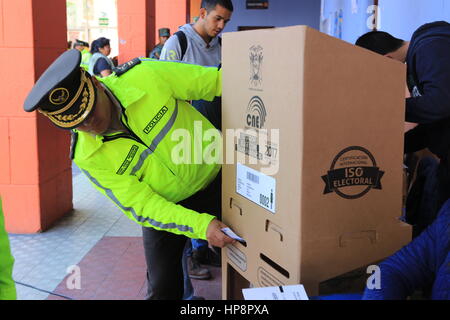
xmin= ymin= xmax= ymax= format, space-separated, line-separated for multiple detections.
xmin=175 ymin=31 xmax=188 ymax=60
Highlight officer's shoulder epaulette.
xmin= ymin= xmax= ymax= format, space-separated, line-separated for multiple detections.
xmin=113 ymin=58 xmax=142 ymax=77
xmin=70 ymin=130 xmax=78 ymax=160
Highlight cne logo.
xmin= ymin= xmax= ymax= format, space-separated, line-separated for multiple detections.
xmin=246 ymin=96 xmax=267 ymax=129
xmin=49 ymin=88 xmax=70 ymax=105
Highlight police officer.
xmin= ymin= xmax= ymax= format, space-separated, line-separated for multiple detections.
xmin=149 ymin=28 xmax=171 ymax=59
xmin=0 ymin=198 xmax=16 ymax=300
xmin=73 ymin=39 xmax=92 ymax=71
xmin=23 ymin=49 xmax=236 ymax=300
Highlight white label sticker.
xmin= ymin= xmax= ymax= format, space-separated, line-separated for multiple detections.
xmin=236 ymin=163 xmax=276 ymax=213
xmin=226 ymin=244 xmax=247 ymax=272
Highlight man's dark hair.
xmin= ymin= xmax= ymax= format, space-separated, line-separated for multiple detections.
xmin=355 ymin=31 xmax=405 ymax=55
xmin=201 ymin=0 xmax=233 ymax=12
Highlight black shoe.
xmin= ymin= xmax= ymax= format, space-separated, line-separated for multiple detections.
xmin=187 ymin=256 xmax=211 ymax=280
xmin=192 ymin=246 xmax=221 ymax=267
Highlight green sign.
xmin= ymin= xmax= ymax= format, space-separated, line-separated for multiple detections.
xmin=99 ymin=17 xmax=109 ymax=26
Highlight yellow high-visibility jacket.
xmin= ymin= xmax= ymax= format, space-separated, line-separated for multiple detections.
xmin=0 ymin=198 xmax=16 ymax=300
xmin=73 ymin=59 xmax=222 ymax=240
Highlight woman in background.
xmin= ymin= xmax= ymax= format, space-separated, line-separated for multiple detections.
xmin=88 ymin=37 xmax=114 ymax=77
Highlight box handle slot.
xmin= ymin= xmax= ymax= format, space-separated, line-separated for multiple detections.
xmin=229 ymin=197 xmax=243 ymax=216
xmin=260 ymin=253 xmax=290 ymax=279
xmin=265 ymin=220 xmax=283 ymax=241
xmin=339 ymin=230 xmax=377 ymax=247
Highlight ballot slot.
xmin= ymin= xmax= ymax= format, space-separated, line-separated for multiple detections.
xmin=259 ymin=253 xmax=290 ymax=279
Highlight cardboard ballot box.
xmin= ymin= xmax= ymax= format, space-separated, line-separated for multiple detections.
xmin=221 ymin=25 xmax=411 ymax=299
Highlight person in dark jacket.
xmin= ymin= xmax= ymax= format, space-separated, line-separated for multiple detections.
xmin=363 ymin=198 xmax=449 ymax=300
xmin=356 ymin=21 xmax=450 ymax=236
xmin=149 ymin=28 xmax=171 ymax=59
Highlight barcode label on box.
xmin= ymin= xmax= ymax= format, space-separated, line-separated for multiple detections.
xmin=236 ymin=163 xmax=276 ymax=213
xmin=246 ymin=172 xmax=260 ymax=184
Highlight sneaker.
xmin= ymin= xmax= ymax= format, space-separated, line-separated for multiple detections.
xmin=188 ymin=256 xmax=211 ymax=280
xmin=192 ymin=246 xmax=222 ymax=267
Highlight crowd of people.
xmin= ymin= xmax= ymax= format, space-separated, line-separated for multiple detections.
xmin=69 ymin=37 xmax=117 ymax=78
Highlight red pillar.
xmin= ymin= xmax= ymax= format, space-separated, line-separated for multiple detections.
xmin=0 ymin=0 xmax=72 ymax=233
xmin=117 ymin=0 xmax=155 ymax=64
xmin=155 ymin=0 xmax=188 ymax=43
xmin=117 ymin=0 xmax=187 ymax=64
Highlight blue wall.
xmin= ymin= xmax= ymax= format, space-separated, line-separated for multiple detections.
xmin=223 ymin=1 xmax=450 ymax=44
xmin=224 ymin=0 xmax=321 ymax=33
xmin=321 ymin=0 xmax=450 ymax=44
xmin=378 ymin=0 xmax=450 ymax=40
xmin=321 ymin=0 xmax=374 ymax=44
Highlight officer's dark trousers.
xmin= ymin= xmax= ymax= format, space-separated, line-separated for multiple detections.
xmin=142 ymin=172 xmax=222 ymax=300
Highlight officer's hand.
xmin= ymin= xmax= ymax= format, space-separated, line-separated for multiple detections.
xmin=206 ymin=219 xmax=236 ymax=248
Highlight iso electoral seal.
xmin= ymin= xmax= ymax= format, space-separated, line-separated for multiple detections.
xmin=321 ymin=146 xmax=384 ymax=199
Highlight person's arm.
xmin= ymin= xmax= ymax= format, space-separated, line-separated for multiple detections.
xmin=80 ymin=166 xmax=233 ymax=246
xmin=94 ymin=57 xmax=112 ymax=77
xmin=147 ymin=60 xmax=222 ymax=101
xmin=404 ymin=124 xmax=428 ymax=153
xmin=404 ymin=84 xmax=419 ymax=133
xmin=0 ymin=198 xmax=16 ymax=300
xmin=101 ymin=69 xmax=112 ymax=77
xmin=406 ymin=39 xmax=450 ymax=123
xmin=160 ymin=35 xmax=182 ymax=61
xmin=150 ymin=50 xmax=160 ymax=60
xmin=363 ymin=203 xmax=448 ymax=300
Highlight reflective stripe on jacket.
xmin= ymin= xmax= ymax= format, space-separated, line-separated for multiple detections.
xmin=74 ymin=59 xmax=222 ymax=240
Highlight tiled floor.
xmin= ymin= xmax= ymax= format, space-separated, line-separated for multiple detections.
xmin=8 ymin=163 xmax=221 ymax=300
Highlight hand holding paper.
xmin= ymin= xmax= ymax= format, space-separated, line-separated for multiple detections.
xmin=206 ymin=219 xmax=236 ymax=248
xmin=221 ymin=227 xmax=247 ymax=246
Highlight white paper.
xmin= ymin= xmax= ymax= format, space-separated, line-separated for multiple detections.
xmin=243 ymin=284 xmax=309 ymax=300
xmin=222 ymin=227 xmax=246 ymax=245
xmin=236 ymin=163 xmax=276 ymax=213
